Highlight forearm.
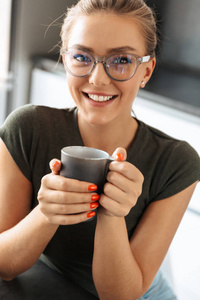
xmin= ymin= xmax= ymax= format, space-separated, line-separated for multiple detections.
xmin=92 ymin=213 xmax=143 ymax=300
xmin=0 ymin=205 xmax=58 ymax=280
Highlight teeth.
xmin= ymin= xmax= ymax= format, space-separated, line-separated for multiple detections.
xmin=88 ymin=94 xmax=114 ymax=102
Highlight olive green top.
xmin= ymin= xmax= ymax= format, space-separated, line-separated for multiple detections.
xmin=1 ymin=104 xmax=200 ymax=297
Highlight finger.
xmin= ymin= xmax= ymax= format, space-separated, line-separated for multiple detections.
xmin=101 ymin=181 xmax=138 ymax=217
xmin=109 ymin=160 xmax=144 ymax=182
xmin=99 ymin=194 xmax=129 ymax=217
xmin=40 ymin=201 xmax=99 ymax=215
xmin=104 ymin=177 xmax=141 ymax=207
xmin=107 ymin=170 xmax=133 ymax=194
xmin=112 ymin=147 xmax=127 ymax=161
xmin=50 ymin=159 xmax=62 ymax=175
xmin=103 ymin=181 xmax=125 ymax=203
xmin=41 ymin=174 xmax=97 ymax=193
xmin=38 ymin=187 xmax=99 ymax=205
xmin=46 ymin=211 xmax=96 ymax=225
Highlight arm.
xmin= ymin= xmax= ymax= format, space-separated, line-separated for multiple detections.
xmin=0 ymin=139 xmax=59 ymax=280
xmin=92 ymin=148 xmax=198 ymax=300
xmin=0 ymin=139 xmax=97 ymax=280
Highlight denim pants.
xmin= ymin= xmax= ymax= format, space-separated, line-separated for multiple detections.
xmin=41 ymin=255 xmax=177 ymax=300
xmin=138 ymin=270 xmax=177 ymax=300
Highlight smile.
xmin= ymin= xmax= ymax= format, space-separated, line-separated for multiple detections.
xmin=84 ymin=93 xmax=116 ymax=102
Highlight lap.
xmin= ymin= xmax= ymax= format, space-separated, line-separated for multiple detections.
xmin=0 ymin=260 xmax=177 ymax=300
xmin=0 ymin=260 xmax=99 ymax=300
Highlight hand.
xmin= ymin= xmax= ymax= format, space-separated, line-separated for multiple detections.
xmin=99 ymin=148 xmax=144 ymax=217
xmin=37 ymin=159 xmax=100 ymax=225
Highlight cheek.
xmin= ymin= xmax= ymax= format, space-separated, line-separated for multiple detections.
xmin=118 ymin=79 xmax=140 ymax=101
xmin=67 ymin=76 xmax=83 ymax=97
xmin=67 ymin=75 xmax=77 ymax=90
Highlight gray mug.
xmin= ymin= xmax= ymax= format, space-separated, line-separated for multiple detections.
xmin=60 ymin=146 xmax=114 ymax=194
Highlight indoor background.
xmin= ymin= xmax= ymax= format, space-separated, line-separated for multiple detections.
xmin=0 ymin=1 xmax=200 ymax=299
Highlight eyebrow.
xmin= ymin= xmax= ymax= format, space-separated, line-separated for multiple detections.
xmin=106 ymin=46 xmax=137 ymax=53
xmin=70 ymin=44 xmax=137 ymax=54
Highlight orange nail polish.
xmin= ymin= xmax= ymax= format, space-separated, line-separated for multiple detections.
xmin=90 ymin=202 xmax=99 ymax=209
xmin=87 ymin=211 xmax=96 ymax=218
xmin=91 ymin=194 xmax=100 ymax=201
xmin=52 ymin=161 xmax=60 ymax=168
xmin=115 ymin=153 xmax=124 ymax=161
xmin=88 ymin=184 xmax=97 ymax=191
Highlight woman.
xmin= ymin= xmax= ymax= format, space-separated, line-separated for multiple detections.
xmin=0 ymin=0 xmax=199 ymax=299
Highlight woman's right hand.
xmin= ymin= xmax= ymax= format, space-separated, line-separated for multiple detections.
xmin=37 ymin=159 xmax=99 ymax=225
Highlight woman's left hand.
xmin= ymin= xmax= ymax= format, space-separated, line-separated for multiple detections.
xmin=99 ymin=148 xmax=144 ymax=217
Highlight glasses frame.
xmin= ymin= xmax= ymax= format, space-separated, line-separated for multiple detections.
xmin=60 ymin=48 xmax=152 ymax=82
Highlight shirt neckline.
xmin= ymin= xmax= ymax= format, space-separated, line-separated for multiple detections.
xmin=73 ymin=107 xmax=144 ymax=159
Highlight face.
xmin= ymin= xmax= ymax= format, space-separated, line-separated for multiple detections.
xmin=64 ymin=13 xmax=155 ymax=127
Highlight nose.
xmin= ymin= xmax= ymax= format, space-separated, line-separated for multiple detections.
xmin=88 ymin=62 xmax=111 ymax=87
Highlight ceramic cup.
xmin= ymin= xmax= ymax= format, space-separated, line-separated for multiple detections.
xmin=60 ymin=146 xmax=114 ymax=194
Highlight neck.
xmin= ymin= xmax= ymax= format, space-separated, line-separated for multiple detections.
xmin=78 ymin=113 xmax=138 ymax=156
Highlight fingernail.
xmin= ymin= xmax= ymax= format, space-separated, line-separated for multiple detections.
xmin=90 ymin=202 xmax=99 ymax=209
xmin=91 ymin=194 xmax=100 ymax=201
xmin=87 ymin=211 xmax=96 ymax=218
xmin=115 ymin=153 xmax=124 ymax=161
xmin=52 ymin=161 xmax=60 ymax=168
xmin=88 ymin=184 xmax=97 ymax=191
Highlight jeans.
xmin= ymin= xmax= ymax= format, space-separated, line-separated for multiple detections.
xmin=138 ymin=270 xmax=177 ymax=300
xmin=40 ymin=255 xmax=177 ymax=300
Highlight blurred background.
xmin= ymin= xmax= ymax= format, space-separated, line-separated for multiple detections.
xmin=0 ymin=1 xmax=200 ymax=299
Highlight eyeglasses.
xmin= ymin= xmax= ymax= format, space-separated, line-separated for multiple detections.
xmin=60 ymin=48 xmax=152 ymax=82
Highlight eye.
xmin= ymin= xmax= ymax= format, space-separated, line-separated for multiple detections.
xmin=111 ymin=55 xmax=133 ymax=64
xmin=73 ymin=53 xmax=91 ymax=63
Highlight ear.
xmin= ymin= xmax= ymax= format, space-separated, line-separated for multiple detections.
xmin=140 ymin=56 xmax=156 ymax=88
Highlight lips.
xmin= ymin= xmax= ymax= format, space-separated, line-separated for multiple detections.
xmin=83 ymin=92 xmax=117 ymax=102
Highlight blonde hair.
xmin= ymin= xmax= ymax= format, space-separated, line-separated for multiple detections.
xmin=61 ymin=0 xmax=158 ymax=55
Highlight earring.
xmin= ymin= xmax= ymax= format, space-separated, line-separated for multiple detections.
xmin=141 ymin=81 xmax=145 ymax=88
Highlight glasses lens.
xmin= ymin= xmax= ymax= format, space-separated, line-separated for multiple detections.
xmin=106 ymin=54 xmax=136 ymax=80
xmin=65 ymin=49 xmax=94 ymax=76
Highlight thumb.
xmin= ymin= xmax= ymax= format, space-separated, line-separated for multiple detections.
xmin=49 ymin=159 xmax=62 ymax=175
xmin=112 ymin=147 xmax=127 ymax=161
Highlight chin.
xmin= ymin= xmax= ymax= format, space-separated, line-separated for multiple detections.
xmin=81 ymin=110 xmax=115 ymax=127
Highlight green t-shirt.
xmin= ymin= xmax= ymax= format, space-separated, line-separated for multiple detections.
xmin=1 ymin=104 xmax=200 ymax=297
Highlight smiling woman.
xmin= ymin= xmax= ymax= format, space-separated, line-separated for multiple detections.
xmin=0 ymin=1 xmax=200 ymax=300
xmin=63 ymin=13 xmax=155 ymax=130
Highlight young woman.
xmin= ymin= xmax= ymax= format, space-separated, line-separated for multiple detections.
xmin=0 ymin=0 xmax=199 ymax=299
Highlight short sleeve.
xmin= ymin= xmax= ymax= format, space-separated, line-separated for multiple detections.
xmin=0 ymin=104 xmax=40 ymax=181
xmin=153 ymin=141 xmax=200 ymax=201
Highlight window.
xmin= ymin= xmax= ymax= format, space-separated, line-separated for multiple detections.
xmin=0 ymin=0 xmax=12 ymax=82
xmin=0 ymin=0 xmax=12 ymax=125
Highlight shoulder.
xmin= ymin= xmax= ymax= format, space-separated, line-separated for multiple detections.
xmin=1 ymin=104 xmax=37 ymax=126
xmin=8 ymin=104 xmax=76 ymax=120
xmin=33 ymin=105 xmax=77 ymax=125
xmin=131 ymin=119 xmax=200 ymax=200
xmin=137 ymin=119 xmax=199 ymax=159
xmin=1 ymin=105 xmax=77 ymax=131
xmin=0 ymin=105 xmax=78 ymax=181
xmin=0 ymin=105 xmax=38 ymax=142
xmin=139 ymin=120 xmax=179 ymax=143
xmin=0 ymin=104 xmax=77 ymax=149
